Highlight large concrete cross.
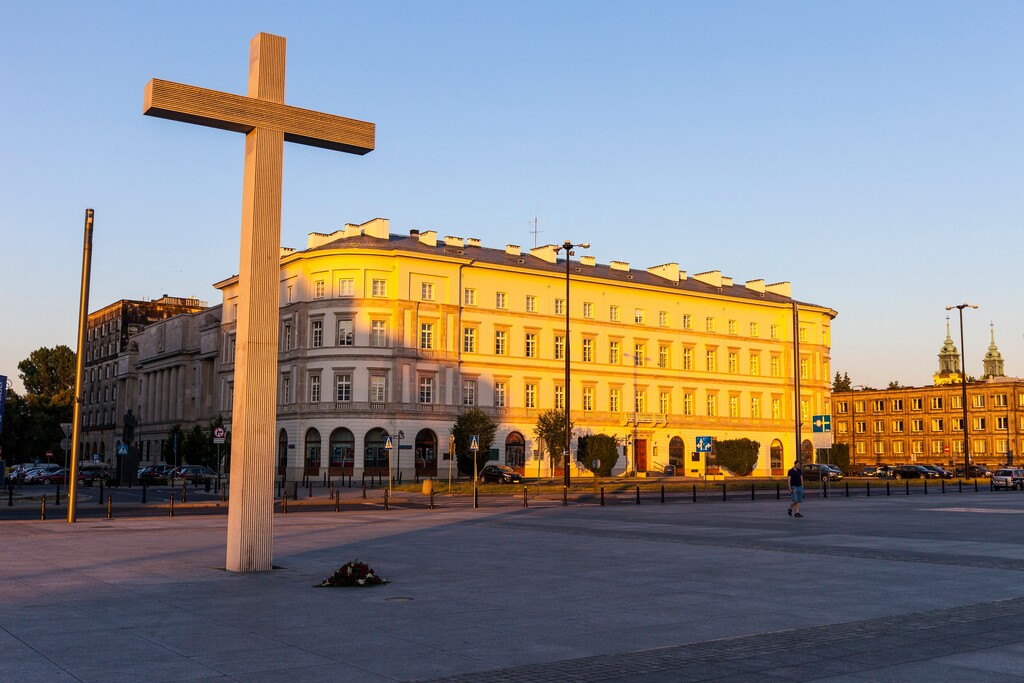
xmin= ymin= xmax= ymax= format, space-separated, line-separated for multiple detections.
xmin=144 ymin=32 xmax=374 ymax=572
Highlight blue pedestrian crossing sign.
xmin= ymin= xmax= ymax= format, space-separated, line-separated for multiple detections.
xmin=696 ymin=436 xmax=713 ymax=453
xmin=470 ymin=435 xmax=480 ymax=451
xmin=812 ymin=415 xmax=831 ymax=433
xmin=384 ymin=437 xmax=394 ymax=450
xmin=117 ymin=443 xmax=129 ymax=456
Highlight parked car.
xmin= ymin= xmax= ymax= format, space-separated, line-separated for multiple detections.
xmin=992 ymin=469 xmax=1024 ymax=491
xmin=802 ymin=463 xmax=840 ymax=482
xmin=859 ymin=466 xmax=880 ymax=477
xmin=38 ymin=468 xmax=71 ymax=485
xmin=77 ymin=465 xmax=111 ymax=486
xmin=824 ymin=464 xmax=844 ymax=480
xmin=921 ymin=465 xmax=953 ymax=479
xmin=479 ymin=464 xmax=523 ymax=484
xmin=138 ymin=465 xmax=174 ymax=482
xmin=893 ymin=465 xmax=933 ymax=479
xmin=955 ymin=465 xmax=993 ymax=479
xmin=876 ymin=465 xmax=897 ymax=478
xmin=172 ymin=465 xmax=218 ymax=483
xmin=23 ymin=467 xmax=56 ymax=484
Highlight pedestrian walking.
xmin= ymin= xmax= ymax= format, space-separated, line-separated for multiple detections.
xmin=787 ymin=460 xmax=804 ymax=517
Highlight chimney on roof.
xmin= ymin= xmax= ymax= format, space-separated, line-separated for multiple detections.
xmin=444 ymin=235 xmax=464 ymax=248
xmin=530 ymin=244 xmax=558 ymax=263
xmin=765 ymin=281 xmax=792 ymax=298
xmin=410 ymin=228 xmax=420 ymax=236
xmin=467 ymin=237 xmax=481 ymax=248
xmin=745 ymin=279 xmax=765 ymax=294
xmin=580 ymin=255 xmax=596 ymax=267
xmin=647 ymin=262 xmax=679 ymax=282
xmin=610 ymin=261 xmax=630 ymax=272
xmin=361 ymin=217 xmax=389 ymax=239
xmin=506 ymin=244 xmax=521 ymax=256
xmin=419 ymin=230 xmax=437 ymax=247
xmin=694 ymin=270 xmax=722 ymax=288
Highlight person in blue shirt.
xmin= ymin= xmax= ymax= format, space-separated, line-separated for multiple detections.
xmin=787 ymin=461 xmax=804 ymax=517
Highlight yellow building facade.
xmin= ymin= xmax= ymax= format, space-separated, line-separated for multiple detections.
xmin=215 ymin=219 xmax=836 ymax=481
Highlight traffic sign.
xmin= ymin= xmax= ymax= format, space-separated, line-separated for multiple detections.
xmin=213 ymin=426 xmax=226 ymax=444
xmin=45 ymin=450 xmax=53 ymax=460
xmin=384 ymin=436 xmax=394 ymax=450
xmin=470 ymin=435 xmax=480 ymax=451
xmin=60 ymin=438 xmax=71 ymax=451
xmin=812 ymin=415 xmax=831 ymax=433
xmin=696 ymin=436 xmax=712 ymax=453
xmin=117 ymin=443 xmax=129 ymax=456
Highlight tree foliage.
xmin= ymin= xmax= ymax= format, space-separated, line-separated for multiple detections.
xmin=887 ymin=380 xmax=904 ymax=389
xmin=534 ymin=409 xmax=573 ymax=469
xmin=0 ymin=346 xmax=76 ymax=464
xmin=826 ymin=442 xmax=851 ymax=474
xmin=832 ymin=371 xmax=851 ymax=393
xmin=576 ymin=433 xmax=620 ymax=476
xmin=714 ymin=438 xmax=760 ymax=476
xmin=451 ymin=408 xmax=498 ymax=476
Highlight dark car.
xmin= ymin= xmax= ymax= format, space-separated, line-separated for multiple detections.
xmin=479 ymin=465 xmax=522 ymax=484
xmin=859 ymin=466 xmax=880 ymax=478
xmin=893 ymin=465 xmax=932 ymax=479
xmin=921 ymin=465 xmax=952 ymax=479
xmin=38 ymin=468 xmax=71 ymax=485
xmin=173 ymin=465 xmax=218 ymax=483
xmin=955 ymin=465 xmax=993 ymax=479
xmin=77 ymin=465 xmax=111 ymax=486
xmin=802 ymin=463 xmax=839 ymax=482
xmin=138 ymin=465 xmax=174 ymax=482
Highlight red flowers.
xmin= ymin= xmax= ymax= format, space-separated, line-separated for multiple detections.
xmin=320 ymin=560 xmax=387 ymax=587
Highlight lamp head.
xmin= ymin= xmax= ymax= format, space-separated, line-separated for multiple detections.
xmin=579 ymin=242 xmax=590 ymax=249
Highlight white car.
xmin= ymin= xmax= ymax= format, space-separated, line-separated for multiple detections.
xmin=992 ymin=469 xmax=1024 ymax=491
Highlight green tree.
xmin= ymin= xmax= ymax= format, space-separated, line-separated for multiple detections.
xmin=534 ymin=409 xmax=572 ymax=470
xmin=182 ymin=424 xmax=215 ymax=469
xmin=832 ymin=371 xmax=851 ymax=393
xmin=18 ymin=345 xmax=76 ymax=403
xmin=576 ymin=433 xmax=619 ymax=476
xmin=0 ymin=346 xmax=76 ymax=464
xmin=826 ymin=443 xmax=851 ymax=474
xmin=714 ymin=438 xmax=760 ymax=476
xmin=161 ymin=424 xmax=187 ymax=468
xmin=451 ymin=408 xmax=497 ymax=476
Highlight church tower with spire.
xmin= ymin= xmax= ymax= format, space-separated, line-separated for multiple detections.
xmin=982 ymin=323 xmax=1005 ymax=379
xmin=933 ymin=317 xmax=963 ymax=386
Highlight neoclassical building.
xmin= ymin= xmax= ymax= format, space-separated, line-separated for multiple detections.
xmin=214 ymin=218 xmax=836 ymax=481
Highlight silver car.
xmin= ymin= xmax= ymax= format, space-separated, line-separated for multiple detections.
xmin=992 ymin=469 xmax=1024 ymax=491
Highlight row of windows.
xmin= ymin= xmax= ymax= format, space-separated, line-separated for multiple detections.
xmin=836 ymin=393 xmax=1019 ymax=414
xmin=304 ymin=278 xmax=825 ymax=344
xmin=850 ymin=439 xmax=1019 ymax=456
xmin=86 ymin=386 xmax=117 ymax=405
xmin=842 ymin=415 xmax=1016 ymax=435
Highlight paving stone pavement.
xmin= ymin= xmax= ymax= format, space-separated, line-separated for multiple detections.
xmin=3 ymin=488 xmax=1024 ymax=681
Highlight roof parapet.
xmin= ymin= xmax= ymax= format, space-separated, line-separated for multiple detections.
xmin=580 ymin=255 xmax=596 ymax=267
xmin=745 ymin=279 xmax=765 ymax=294
xmin=610 ymin=261 xmax=630 ymax=272
xmin=647 ymin=262 xmax=679 ymax=282
xmin=418 ymin=230 xmax=437 ymax=247
xmin=765 ymin=281 xmax=792 ymax=298
xmin=694 ymin=270 xmax=722 ymax=287
xmin=306 ymin=230 xmax=344 ymax=249
xmin=530 ymin=244 xmax=559 ymax=264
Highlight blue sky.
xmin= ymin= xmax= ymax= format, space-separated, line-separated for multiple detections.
xmin=1 ymin=1 xmax=1021 ymax=393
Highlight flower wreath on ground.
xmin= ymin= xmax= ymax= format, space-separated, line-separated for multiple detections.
xmin=318 ymin=560 xmax=388 ymax=588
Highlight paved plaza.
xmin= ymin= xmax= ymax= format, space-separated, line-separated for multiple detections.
xmin=3 ymin=487 xmax=1024 ymax=681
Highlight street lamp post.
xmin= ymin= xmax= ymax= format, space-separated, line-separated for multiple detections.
xmin=946 ymin=303 xmax=978 ymax=478
xmin=557 ymin=240 xmax=589 ymax=492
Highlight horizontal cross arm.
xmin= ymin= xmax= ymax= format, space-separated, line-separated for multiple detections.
xmin=144 ymin=79 xmax=374 ymax=155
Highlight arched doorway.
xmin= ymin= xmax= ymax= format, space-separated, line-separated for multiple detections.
xmin=329 ymin=428 xmax=354 ymax=477
xmin=669 ymin=436 xmax=685 ymax=470
xmin=505 ymin=432 xmax=525 ymax=469
xmin=771 ymin=439 xmax=784 ymax=475
xmin=278 ymin=429 xmax=288 ymax=477
xmin=364 ymin=428 xmax=389 ymax=477
xmin=415 ymin=429 xmax=437 ymax=477
xmin=304 ymin=428 xmax=321 ymax=476
xmin=801 ymin=439 xmax=814 ymax=464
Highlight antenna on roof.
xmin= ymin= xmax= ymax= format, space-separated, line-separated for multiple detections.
xmin=529 ymin=216 xmax=541 ymax=248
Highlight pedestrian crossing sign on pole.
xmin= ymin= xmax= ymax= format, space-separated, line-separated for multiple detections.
xmin=470 ymin=435 xmax=480 ymax=451
xmin=384 ymin=437 xmax=393 ymax=450
xmin=117 ymin=443 xmax=129 ymax=456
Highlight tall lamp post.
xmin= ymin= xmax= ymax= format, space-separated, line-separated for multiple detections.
xmin=557 ymin=240 xmax=589 ymax=491
xmin=946 ymin=303 xmax=978 ymax=478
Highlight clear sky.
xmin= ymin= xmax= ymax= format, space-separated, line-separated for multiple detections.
xmin=1 ymin=1 xmax=1021 ymax=393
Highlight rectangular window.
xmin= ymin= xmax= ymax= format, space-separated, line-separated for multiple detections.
xmin=525 ymin=383 xmax=537 ymax=409
xmin=372 ymin=279 xmax=387 ymax=297
xmin=463 ymin=327 xmax=477 ymax=353
xmin=464 ymin=287 xmax=477 ymax=305
xmin=728 ymin=352 xmax=739 ymax=374
xmin=801 ymin=400 xmax=810 ymax=421
xmin=931 ymin=397 xmax=943 ymax=410
xmin=554 ymin=335 xmax=565 ymax=360
xmin=583 ymin=302 xmax=593 ymax=318
xmin=749 ymin=354 xmax=760 ymax=375
xmin=659 ymin=311 xmax=668 ymax=327
xmin=660 ymin=391 xmax=670 ymax=414
xmin=933 ymin=440 xmax=945 ymax=455
xmin=972 ymin=395 xmax=985 ymax=409
xmin=705 ymin=317 xmax=716 ymax=332
xmin=583 ymin=338 xmax=594 ymax=362
xmin=912 ymin=419 xmax=923 ymax=433
xmin=634 ymin=390 xmax=646 ymax=413
xmin=658 ymin=345 xmax=669 ymax=369
xmin=953 ymin=418 xmax=963 ymax=432
xmin=912 ymin=441 xmax=924 ymax=454
xmin=931 ymin=418 xmax=944 ymax=432
xmin=525 ymin=333 xmax=537 ymax=358
xmin=770 ymin=356 xmax=780 ymax=377
xmin=800 ymin=358 xmax=810 ymax=380
xmin=855 ymin=420 xmax=866 ymax=434
xmin=496 ymin=292 xmax=507 ymax=309
xmin=799 ymin=327 xmax=808 ymax=343
xmin=555 ymin=386 xmax=565 ymax=410
xmin=894 ymin=441 xmax=906 ymax=455
xmin=525 ymin=295 xmax=536 ymax=312
xmin=682 ymin=348 xmax=693 ymax=370
xmin=683 ymin=393 xmax=694 ymax=416
xmin=770 ymin=324 xmax=779 ymax=340
xmin=419 ymin=376 xmax=433 ymax=404
xmin=911 ymin=397 xmax=922 ymax=410
xmin=974 ymin=439 xmax=986 ymax=454
xmin=751 ymin=396 xmax=761 ymax=418
xmin=682 ymin=314 xmax=692 ymax=329
xmin=729 ymin=395 xmax=739 ymax=418
xmin=309 ymin=374 xmax=321 ymax=403
xmin=892 ymin=399 xmax=904 ymax=411
xmin=772 ymin=398 xmax=782 ymax=420
xmin=609 ymin=388 xmax=621 ymax=413
xmin=338 ymin=278 xmax=354 ymax=296
xmin=609 ymin=341 xmax=620 ymax=364
xmin=286 ymin=285 xmax=293 ymax=303
xmin=951 ymin=395 xmax=962 ymax=409
xmin=874 ymin=442 xmax=885 ymax=456
xmin=634 ymin=344 xmax=646 ymax=366
xmin=706 ymin=349 xmax=716 ymax=372
xmin=370 ymin=376 xmax=387 ymax=403
xmin=420 ymin=282 xmax=435 ymax=301
xmin=609 ymin=305 xmax=620 ymax=322
xmin=555 ymin=299 xmax=566 ymax=315
xmin=994 ymin=393 xmax=1008 ymax=407
xmin=281 ymin=375 xmax=291 ymax=404
xmin=728 ymin=319 xmax=738 ymax=334
xmin=283 ymin=323 xmax=293 ymax=351
xmin=707 ymin=394 xmax=717 ymax=417
xmin=873 ymin=400 xmax=884 ymax=412
xmin=973 ymin=417 xmax=986 ymax=431
xmin=634 ymin=308 xmax=645 ymax=324
xmin=370 ymin=320 xmax=387 ymax=347
xmin=997 ymin=416 xmax=1009 ymax=430
xmin=494 ymin=382 xmax=507 ymax=408
xmin=335 ymin=374 xmax=351 ymax=402
xmin=420 ymin=323 xmax=434 ymax=350
xmin=750 ymin=322 xmax=759 ymax=337
xmin=495 ymin=330 xmax=507 ymax=355
xmin=314 ymin=280 xmax=325 ymax=298
xmin=892 ymin=419 xmax=904 ymax=433
xmin=462 ymin=380 xmax=476 ymax=406
xmin=311 ymin=320 xmax=323 ymax=348
xmin=583 ymin=387 xmax=594 ymax=412
xmin=337 ymin=320 xmax=353 ymax=346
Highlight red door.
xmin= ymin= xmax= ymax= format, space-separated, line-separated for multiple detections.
xmin=635 ymin=439 xmax=648 ymax=472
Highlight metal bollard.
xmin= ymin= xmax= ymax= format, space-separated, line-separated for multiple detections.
xmin=182 ymin=482 xmax=187 ymax=503
xmin=600 ymin=486 xmax=605 ymax=506
xmin=906 ymin=481 xmax=910 ymax=496
xmin=334 ymin=490 xmax=340 ymax=513
xmin=430 ymin=489 xmax=435 ymax=509
xmin=886 ymin=481 xmax=890 ymax=496
xmin=221 ymin=482 xmax=226 ymax=502
xmin=308 ymin=482 xmax=312 ymax=499
xmin=106 ymin=495 xmax=112 ymax=519
xmin=693 ymin=484 xmax=697 ymax=502
xmin=975 ymin=479 xmax=979 ymax=492
xmin=98 ymin=480 xmax=104 ymax=504
xmin=776 ymin=482 xmax=781 ymax=500
xmin=867 ymin=481 xmax=871 ymax=497
xmin=362 ymin=480 xmax=367 ymax=499
xmin=55 ymin=488 xmax=61 ymax=506
xmin=474 ymin=487 xmax=479 ymax=509
xmin=323 ymin=472 xmax=328 ymax=486
xmin=169 ymin=493 xmax=174 ymax=517
xmin=282 ymin=493 xmax=288 ymax=514
xmin=845 ymin=482 xmax=849 ymax=498
xmin=41 ymin=496 xmax=46 ymax=520
xmin=563 ymin=486 xmax=568 ymax=507
xmin=924 ymin=479 xmax=928 ymax=495
xmin=751 ymin=484 xmax=755 ymax=501
xmin=142 ymin=483 xmax=147 ymax=504
xmin=636 ymin=485 xmax=640 ymax=505
xmin=205 ymin=479 xmax=211 ymax=493
xmin=523 ymin=486 xmax=528 ymax=508
xmin=722 ymin=483 xmax=726 ymax=502
xmin=662 ymin=485 xmax=666 ymax=504
xmin=941 ymin=479 xmax=945 ymax=494
xmin=8 ymin=486 xmax=12 ymax=507
xmin=384 ymin=490 xmax=389 ymax=511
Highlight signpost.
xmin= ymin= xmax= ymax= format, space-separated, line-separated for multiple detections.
xmin=696 ymin=436 xmax=712 ymax=500
xmin=384 ymin=436 xmax=394 ymax=496
xmin=470 ymin=435 xmax=479 ymax=509
xmin=213 ymin=426 xmax=226 ymax=486
xmin=812 ymin=414 xmax=832 ymax=494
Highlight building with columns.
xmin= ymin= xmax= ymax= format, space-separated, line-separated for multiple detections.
xmin=211 ymin=218 xmax=836 ymax=481
xmin=832 ymin=323 xmax=1022 ymax=471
